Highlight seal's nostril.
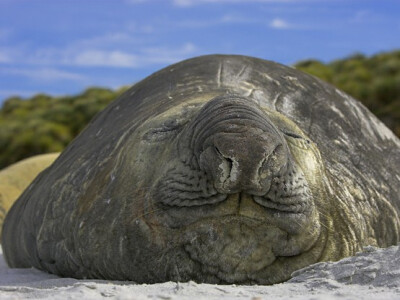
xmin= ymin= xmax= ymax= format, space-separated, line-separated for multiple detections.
xmin=271 ymin=144 xmax=283 ymax=158
xmin=214 ymin=146 xmax=223 ymax=156
xmin=226 ymin=157 xmax=233 ymax=173
xmin=214 ymin=145 xmax=233 ymax=173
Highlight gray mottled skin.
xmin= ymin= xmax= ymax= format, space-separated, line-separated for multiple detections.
xmin=2 ymin=55 xmax=400 ymax=284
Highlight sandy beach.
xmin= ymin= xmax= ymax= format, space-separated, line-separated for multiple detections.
xmin=0 ymin=245 xmax=399 ymax=299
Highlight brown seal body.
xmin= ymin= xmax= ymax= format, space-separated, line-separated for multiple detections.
xmin=2 ymin=55 xmax=400 ymax=284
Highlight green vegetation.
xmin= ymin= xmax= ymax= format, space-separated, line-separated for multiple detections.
xmin=0 ymin=87 xmax=128 ymax=169
xmin=1 ymin=50 xmax=399 ymax=169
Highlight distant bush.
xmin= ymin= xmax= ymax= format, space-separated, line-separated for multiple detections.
xmin=1 ymin=50 xmax=399 ymax=169
xmin=0 ymin=87 xmax=128 ymax=169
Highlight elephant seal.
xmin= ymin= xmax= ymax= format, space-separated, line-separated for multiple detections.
xmin=2 ymin=55 xmax=400 ymax=284
xmin=0 ymin=153 xmax=59 ymax=233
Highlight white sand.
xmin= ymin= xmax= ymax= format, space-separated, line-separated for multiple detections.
xmin=0 ymin=245 xmax=399 ymax=299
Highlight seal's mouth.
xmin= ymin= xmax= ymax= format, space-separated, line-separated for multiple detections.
xmin=159 ymin=193 xmax=311 ymax=217
xmin=152 ymin=190 xmax=316 ymax=238
xmin=158 ymin=190 xmax=311 ymax=213
xmin=253 ymin=194 xmax=311 ymax=214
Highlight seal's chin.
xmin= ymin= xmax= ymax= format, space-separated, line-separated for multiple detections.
xmin=147 ymin=190 xmax=322 ymax=284
xmin=170 ymin=192 xmax=320 ymax=284
xmin=180 ymin=210 xmax=321 ymax=284
xmin=182 ymin=216 xmax=281 ymax=280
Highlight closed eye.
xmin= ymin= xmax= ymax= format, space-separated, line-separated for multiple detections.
xmin=142 ymin=120 xmax=185 ymax=142
xmin=141 ymin=102 xmax=203 ymax=142
xmin=282 ymin=131 xmax=303 ymax=139
xmin=282 ymin=131 xmax=311 ymax=147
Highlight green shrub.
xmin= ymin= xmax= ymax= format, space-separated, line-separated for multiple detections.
xmin=0 ymin=86 xmax=128 ymax=168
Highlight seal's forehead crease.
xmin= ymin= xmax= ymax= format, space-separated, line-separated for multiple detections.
xmin=140 ymin=95 xmax=220 ymax=126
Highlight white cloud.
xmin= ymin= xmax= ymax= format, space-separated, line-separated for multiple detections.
xmin=70 ymin=31 xmax=147 ymax=49
xmin=140 ymin=42 xmax=197 ymax=64
xmin=72 ymin=50 xmax=139 ymax=67
xmin=270 ymin=18 xmax=291 ymax=29
xmin=2 ymin=67 xmax=86 ymax=81
xmin=352 ymin=10 xmax=369 ymax=22
xmin=176 ymin=13 xmax=301 ymax=30
xmin=21 ymin=42 xmax=197 ymax=68
xmin=174 ymin=0 xmax=201 ymax=6
xmin=83 ymin=33 xmax=134 ymax=46
xmin=127 ymin=23 xmax=155 ymax=34
xmin=1 ymin=19 xmax=198 ymax=70
xmin=68 ymin=42 xmax=197 ymax=68
xmin=0 ymin=51 xmax=11 ymax=63
xmin=220 ymin=14 xmax=248 ymax=23
xmin=0 ymin=46 xmax=19 ymax=63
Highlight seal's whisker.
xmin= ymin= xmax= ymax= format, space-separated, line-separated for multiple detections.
xmin=316 ymin=220 xmax=330 ymax=231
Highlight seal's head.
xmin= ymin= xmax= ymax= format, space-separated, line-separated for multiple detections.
xmin=123 ymin=94 xmax=328 ymax=284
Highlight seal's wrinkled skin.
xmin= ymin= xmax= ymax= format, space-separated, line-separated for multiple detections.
xmin=2 ymin=55 xmax=400 ymax=284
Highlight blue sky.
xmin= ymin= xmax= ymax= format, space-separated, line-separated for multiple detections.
xmin=0 ymin=0 xmax=399 ymax=103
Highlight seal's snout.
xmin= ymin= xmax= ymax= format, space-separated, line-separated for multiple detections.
xmin=188 ymin=95 xmax=290 ymax=196
xmin=199 ymin=130 xmax=287 ymax=196
xmin=165 ymin=95 xmax=312 ymax=212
